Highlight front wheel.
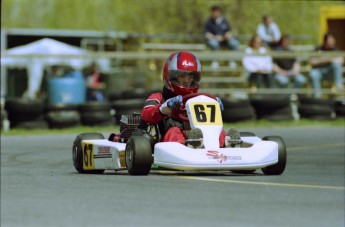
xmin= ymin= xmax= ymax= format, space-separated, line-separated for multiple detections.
xmin=125 ymin=136 xmax=152 ymax=175
xmin=72 ymin=132 xmax=105 ymax=174
xmin=261 ymin=136 xmax=287 ymax=175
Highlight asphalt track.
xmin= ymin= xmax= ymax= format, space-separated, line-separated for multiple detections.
xmin=1 ymin=126 xmax=344 ymax=227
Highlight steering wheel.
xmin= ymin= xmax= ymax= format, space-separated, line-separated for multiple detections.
xmin=177 ymin=92 xmax=217 ymax=122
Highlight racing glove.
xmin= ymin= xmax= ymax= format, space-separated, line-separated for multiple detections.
xmin=159 ymin=95 xmax=182 ymax=116
xmin=216 ymin=97 xmax=224 ymax=111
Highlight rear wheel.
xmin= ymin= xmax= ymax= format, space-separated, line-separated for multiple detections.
xmin=125 ymin=136 xmax=152 ymax=175
xmin=261 ymin=136 xmax=287 ymax=175
xmin=72 ymin=133 xmax=105 ymax=174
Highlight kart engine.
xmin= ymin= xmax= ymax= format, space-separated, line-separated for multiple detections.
xmin=119 ymin=113 xmax=142 ymax=142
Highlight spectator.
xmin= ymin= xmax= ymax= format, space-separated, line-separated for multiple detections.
xmin=257 ymin=15 xmax=281 ymax=49
xmin=310 ymin=32 xmax=344 ymax=98
xmin=204 ymin=5 xmax=239 ymax=68
xmin=273 ymin=34 xmax=307 ymax=88
xmin=242 ymin=35 xmax=274 ymax=88
xmin=83 ymin=62 xmax=106 ymax=101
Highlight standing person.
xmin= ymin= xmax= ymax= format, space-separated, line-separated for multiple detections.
xmin=257 ymin=15 xmax=281 ymax=49
xmin=242 ymin=35 xmax=274 ymax=88
xmin=83 ymin=62 xmax=106 ymax=101
xmin=141 ymin=51 xmax=242 ymax=148
xmin=204 ymin=5 xmax=239 ymax=68
xmin=310 ymin=32 xmax=344 ymax=98
xmin=273 ymin=34 xmax=307 ymax=88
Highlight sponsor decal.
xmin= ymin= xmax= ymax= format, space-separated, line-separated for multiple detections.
xmin=182 ymin=60 xmax=194 ymax=67
xmin=95 ymin=146 xmax=112 ymax=158
xmin=206 ymin=150 xmax=241 ymax=163
xmin=94 ymin=154 xmax=112 ymax=159
xmin=98 ymin=146 xmax=111 ymax=154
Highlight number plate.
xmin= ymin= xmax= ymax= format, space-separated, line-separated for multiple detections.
xmin=82 ymin=142 xmax=95 ymax=170
xmin=189 ymin=102 xmax=222 ymax=126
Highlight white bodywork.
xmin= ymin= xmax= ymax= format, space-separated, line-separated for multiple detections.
xmin=80 ymin=95 xmax=279 ymax=171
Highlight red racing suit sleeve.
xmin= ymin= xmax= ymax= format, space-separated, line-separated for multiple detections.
xmin=141 ymin=92 xmax=166 ymax=124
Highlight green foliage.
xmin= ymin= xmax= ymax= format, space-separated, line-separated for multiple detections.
xmin=1 ymin=0 xmax=344 ymax=44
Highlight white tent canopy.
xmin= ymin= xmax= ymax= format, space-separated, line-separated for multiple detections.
xmin=1 ymin=38 xmax=109 ymax=99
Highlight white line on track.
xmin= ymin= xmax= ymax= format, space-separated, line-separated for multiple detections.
xmin=288 ymin=142 xmax=345 ymax=151
xmin=177 ymin=176 xmax=345 ymax=190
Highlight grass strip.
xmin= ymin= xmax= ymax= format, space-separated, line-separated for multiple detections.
xmin=1 ymin=119 xmax=344 ymax=136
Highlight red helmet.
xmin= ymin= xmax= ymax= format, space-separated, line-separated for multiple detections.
xmin=163 ymin=51 xmax=201 ymax=96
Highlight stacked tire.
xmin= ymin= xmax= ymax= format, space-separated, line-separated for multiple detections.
xmin=110 ymin=89 xmax=153 ymax=124
xmin=298 ymin=97 xmax=336 ymax=120
xmin=335 ymin=100 xmax=345 ymax=119
xmin=5 ymin=98 xmax=48 ymax=129
xmin=45 ymin=104 xmax=80 ymax=129
xmin=250 ymin=95 xmax=293 ymax=121
xmin=79 ymin=102 xmax=114 ymax=126
xmin=221 ymin=98 xmax=256 ymax=123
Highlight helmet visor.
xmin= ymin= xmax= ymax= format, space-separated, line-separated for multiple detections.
xmin=169 ymin=70 xmax=200 ymax=88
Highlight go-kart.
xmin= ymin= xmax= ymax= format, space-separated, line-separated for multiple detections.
xmin=72 ymin=93 xmax=287 ymax=175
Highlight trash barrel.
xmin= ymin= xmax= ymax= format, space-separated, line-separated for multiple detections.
xmin=48 ymin=77 xmax=86 ymax=105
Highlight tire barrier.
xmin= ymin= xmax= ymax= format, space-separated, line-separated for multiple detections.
xmin=221 ymin=98 xmax=256 ymax=122
xmin=112 ymin=98 xmax=145 ymax=124
xmin=45 ymin=104 xmax=80 ymax=129
xmin=250 ymin=95 xmax=293 ymax=121
xmin=335 ymin=100 xmax=345 ymax=118
xmin=298 ymin=97 xmax=336 ymax=120
xmin=5 ymin=98 xmax=46 ymax=128
xmin=79 ymin=102 xmax=114 ymax=126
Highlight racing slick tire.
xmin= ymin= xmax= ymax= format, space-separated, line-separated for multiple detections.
xmin=261 ymin=136 xmax=287 ymax=175
xmin=72 ymin=133 xmax=105 ymax=174
xmin=125 ymin=136 xmax=152 ymax=175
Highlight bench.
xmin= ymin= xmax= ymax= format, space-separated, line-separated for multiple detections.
xmin=142 ymin=43 xmax=207 ymax=51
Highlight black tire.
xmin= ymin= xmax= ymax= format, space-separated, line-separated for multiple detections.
xmin=15 ymin=120 xmax=49 ymax=129
xmin=5 ymin=98 xmax=45 ymax=115
xmin=79 ymin=102 xmax=112 ymax=112
xmin=250 ymin=95 xmax=291 ymax=109
xmin=121 ymin=89 xmax=151 ymax=99
xmin=240 ymin=132 xmax=256 ymax=137
xmin=125 ymin=136 xmax=152 ymax=175
xmin=256 ymin=106 xmax=292 ymax=117
xmin=335 ymin=100 xmax=345 ymax=118
xmin=72 ymin=133 xmax=105 ymax=174
xmin=108 ymin=91 xmax=123 ymax=101
xmin=45 ymin=111 xmax=80 ymax=128
xmin=222 ymin=106 xmax=256 ymax=122
xmin=260 ymin=114 xmax=294 ymax=121
xmin=112 ymin=99 xmax=144 ymax=123
xmin=45 ymin=104 xmax=79 ymax=112
xmin=299 ymin=97 xmax=335 ymax=106
xmin=261 ymin=136 xmax=287 ymax=175
xmin=222 ymin=98 xmax=252 ymax=109
xmin=112 ymin=99 xmax=145 ymax=110
xmin=8 ymin=114 xmax=44 ymax=127
xmin=298 ymin=104 xmax=334 ymax=117
xmin=80 ymin=111 xmax=113 ymax=126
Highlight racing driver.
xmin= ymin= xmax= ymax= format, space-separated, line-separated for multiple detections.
xmin=141 ymin=51 xmax=241 ymax=148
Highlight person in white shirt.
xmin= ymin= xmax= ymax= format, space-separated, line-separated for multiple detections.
xmin=257 ymin=15 xmax=281 ymax=49
xmin=242 ymin=35 xmax=273 ymax=88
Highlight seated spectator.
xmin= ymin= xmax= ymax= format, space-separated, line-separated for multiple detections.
xmin=273 ymin=34 xmax=307 ymax=88
xmin=83 ymin=62 xmax=106 ymax=101
xmin=256 ymin=15 xmax=281 ymax=49
xmin=310 ymin=32 xmax=344 ymax=98
xmin=204 ymin=5 xmax=239 ymax=68
xmin=242 ymin=35 xmax=273 ymax=88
